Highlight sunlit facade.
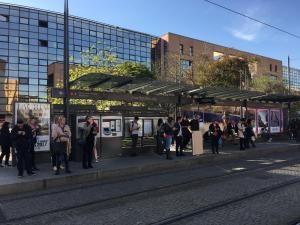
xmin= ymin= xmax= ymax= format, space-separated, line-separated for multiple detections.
xmin=0 ymin=3 xmax=155 ymax=116
xmin=283 ymin=66 xmax=300 ymax=92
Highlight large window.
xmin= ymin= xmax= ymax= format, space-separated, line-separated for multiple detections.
xmin=39 ymin=40 xmax=48 ymax=47
xmin=179 ymin=44 xmax=183 ymax=55
xmin=189 ymin=46 xmax=193 ymax=56
xmin=0 ymin=14 xmax=9 ymax=22
xmin=38 ymin=20 xmax=48 ymax=28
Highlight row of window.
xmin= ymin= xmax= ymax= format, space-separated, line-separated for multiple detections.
xmin=270 ymin=64 xmax=278 ymax=73
xmin=179 ymin=44 xmax=193 ymax=56
xmin=0 ymin=11 xmax=153 ymax=42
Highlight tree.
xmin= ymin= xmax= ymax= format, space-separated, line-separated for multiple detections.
xmin=114 ymin=62 xmax=153 ymax=78
xmin=51 ymin=44 xmax=153 ymax=109
xmin=250 ymin=75 xmax=287 ymax=94
xmin=194 ymin=56 xmax=252 ymax=89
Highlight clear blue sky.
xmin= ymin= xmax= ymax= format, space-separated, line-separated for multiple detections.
xmin=2 ymin=0 xmax=300 ymax=68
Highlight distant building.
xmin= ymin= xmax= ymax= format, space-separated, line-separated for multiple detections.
xmin=0 ymin=3 xmax=284 ymax=117
xmin=154 ymin=33 xmax=283 ymax=83
xmin=283 ymin=66 xmax=300 ymax=92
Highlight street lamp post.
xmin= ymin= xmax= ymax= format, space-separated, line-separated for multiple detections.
xmin=63 ymin=0 xmax=70 ymax=123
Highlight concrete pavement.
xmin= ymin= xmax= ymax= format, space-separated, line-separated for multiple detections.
xmin=0 ymin=141 xmax=299 ymax=196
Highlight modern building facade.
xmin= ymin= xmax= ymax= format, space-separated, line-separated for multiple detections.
xmin=155 ymin=33 xmax=283 ymax=83
xmin=283 ymin=66 xmax=300 ymax=92
xmin=0 ymin=2 xmax=155 ymax=117
xmin=0 ymin=3 xmax=285 ymax=118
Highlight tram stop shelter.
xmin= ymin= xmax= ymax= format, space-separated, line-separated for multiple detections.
xmin=51 ymin=73 xmax=300 ymax=159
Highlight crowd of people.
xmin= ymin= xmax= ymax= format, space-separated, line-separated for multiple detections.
xmin=0 ymin=119 xmax=40 ymax=177
xmin=0 ymin=115 xmax=100 ymax=178
xmin=150 ymin=116 xmax=258 ymax=158
xmin=0 ymin=113 xmax=294 ymax=177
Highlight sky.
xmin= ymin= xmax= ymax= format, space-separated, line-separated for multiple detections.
xmin=1 ymin=0 xmax=300 ymax=68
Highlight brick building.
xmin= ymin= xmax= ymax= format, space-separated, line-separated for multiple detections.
xmin=154 ymin=33 xmax=283 ymax=83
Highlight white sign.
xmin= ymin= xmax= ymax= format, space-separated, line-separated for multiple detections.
xmin=14 ymin=102 xmax=50 ymax=151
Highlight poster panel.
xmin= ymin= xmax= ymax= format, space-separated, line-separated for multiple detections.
xmin=143 ymin=119 xmax=153 ymax=137
xmin=14 ymin=102 xmax=50 ymax=151
xmin=257 ymin=109 xmax=269 ymax=134
xmin=101 ymin=116 xmax=123 ymax=137
xmin=270 ymin=110 xmax=280 ymax=133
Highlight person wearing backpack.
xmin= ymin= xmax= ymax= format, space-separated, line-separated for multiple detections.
xmin=129 ymin=116 xmax=140 ymax=156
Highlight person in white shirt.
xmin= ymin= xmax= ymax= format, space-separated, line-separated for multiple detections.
xmin=129 ymin=116 xmax=140 ymax=156
xmin=237 ymin=118 xmax=246 ymax=150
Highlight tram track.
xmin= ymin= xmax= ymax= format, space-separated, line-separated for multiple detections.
xmin=149 ymin=176 xmax=300 ymax=225
xmin=1 ymin=157 xmax=300 ymax=224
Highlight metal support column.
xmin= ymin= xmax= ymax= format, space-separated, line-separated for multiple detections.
xmin=63 ymin=0 xmax=70 ymax=123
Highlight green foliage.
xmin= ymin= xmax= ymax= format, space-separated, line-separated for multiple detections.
xmin=250 ymin=75 xmax=287 ymax=94
xmin=194 ymin=56 xmax=252 ymax=88
xmin=114 ymin=61 xmax=153 ymax=78
xmin=51 ymin=44 xmax=153 ymax=109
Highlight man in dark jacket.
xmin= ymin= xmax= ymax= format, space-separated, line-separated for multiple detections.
xmin=28 ymin=118 xmax=40 ymax=171
xmin=209 ymin=121 xmax=222 ymax=154
xmin=11 ymin=119 xmax=34 ymax=177
xmin=174 ymin=116 xmax=184 ymax=156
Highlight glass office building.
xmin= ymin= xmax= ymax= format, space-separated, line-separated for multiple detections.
xmin=283 ymin=66 xmax=300 ymax=92
xmin=0 ymin=3 xmax=155 ymax=117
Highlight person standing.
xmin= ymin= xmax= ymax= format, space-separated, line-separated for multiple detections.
xmin=129 ymin=116 xmax=140 ymax=157
xmin=209 ymin=121 xmax=222 ymax=154
xmin=28 ymin=118 xmax=40 ymax=171
xmin=0 ymin=122 xmax=12 ymax=167
xmin=163 ymin=117 xmax=174 ymax=160
xmin=52 ymin=116 xmax=71 ymax=175
xmin=11 ymin=119 xmax=34 ymax=177
xmin=92 ymin=120 xmax=99 ymax=163
xmin=245 ymin=119 xmax=256 ymax=148
xmin=155 ymin=118 xmax=164 ymax=155
xmin=238 ymin=118 xmax=246 ymax=150
xmin=174 ymin=117 xmax=184 ymax=156
xmin=181 ymin=116 xmax=190 ymax=149
xmin=81 ymin=116 xmax=97 ymax=169
xmin=190 ymin=114 xmax=200 ymax=132
xmin=51 ymin=116 xmax=58 ymax=171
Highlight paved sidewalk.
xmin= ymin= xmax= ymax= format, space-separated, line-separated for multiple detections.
xmin=0 ymin=141 xmax=299 ymax=196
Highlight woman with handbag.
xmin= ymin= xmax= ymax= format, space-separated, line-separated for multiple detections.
xmin=52 ymin=116 xmax=71 ymax=175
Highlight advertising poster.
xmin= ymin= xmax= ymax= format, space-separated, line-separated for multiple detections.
xmin=257 ymin=109 xmax=269 ymax=134
xmin=101 ymin=116 xmax=123 ymax=137
xmin=143 ymin=119 xmax=153 ymax=137
xmin=270 ymin=110 xmax=280 ymax=133
xmin=14 ymin=102 xmax=50 ymax=151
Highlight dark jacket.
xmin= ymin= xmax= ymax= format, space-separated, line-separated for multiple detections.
xmin=209 ymin=124 xmax=222 ymax=139
xmin=190 ymin=119 xmax=199 ymax=131
xmin=174 ymin=122 xmax=182 ymax=137
xmin=0 ymin=128 xmax=11 ymax=147
xmin=163 ymin=122 xmax=173 ymax=136
xmin=11 ymin=124 xmax=32 ymax=151
xmin=245 ymin=125 xmax=255 ymax=139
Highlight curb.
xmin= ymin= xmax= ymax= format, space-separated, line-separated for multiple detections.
xmin=0 ymin=144 xmax=299 ymax=196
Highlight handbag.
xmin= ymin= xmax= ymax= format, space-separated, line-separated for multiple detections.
xmin=53 ymin=137 xmax=67 ymax=155
xmin=251 ymin=136 xmax=256 ymax=142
